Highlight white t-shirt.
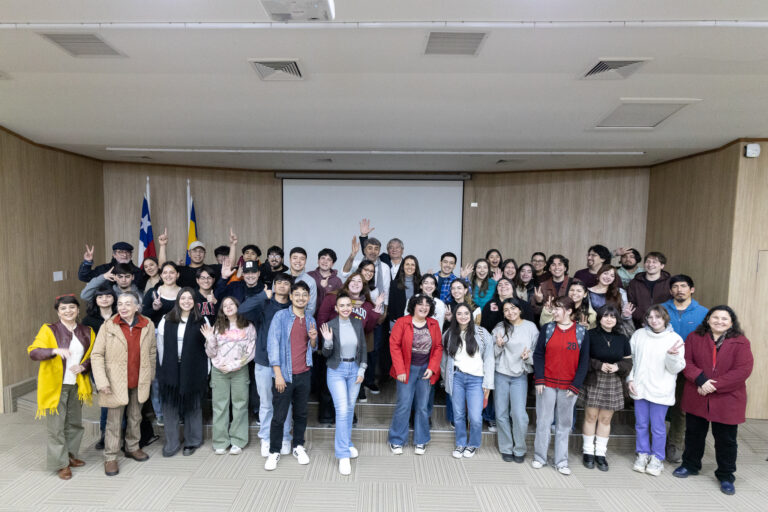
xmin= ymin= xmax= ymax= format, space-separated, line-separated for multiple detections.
xmin=63 ymin=333 xmax=85 ymax=385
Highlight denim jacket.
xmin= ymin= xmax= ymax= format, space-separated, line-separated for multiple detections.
xmin=267 ymin=307 xmax=316 ymax=382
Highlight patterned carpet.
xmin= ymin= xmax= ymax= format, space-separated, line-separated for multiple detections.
xmin=2 ymin=398 xmax=767 ymax=511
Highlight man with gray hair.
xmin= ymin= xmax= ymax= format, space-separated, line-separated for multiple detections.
xmin=91 ymin=291 xmax=156 ymax=476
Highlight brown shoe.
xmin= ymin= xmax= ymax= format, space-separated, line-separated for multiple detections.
xmin=104 ymin=460 xmax=119 ymax=476
xmin=68 ymin=454 xmax=85 ymax=467
xmin=57 ymin=466 xmax=72 ymax=480
xmin=124 ymin=449 xmax=149 ymax=462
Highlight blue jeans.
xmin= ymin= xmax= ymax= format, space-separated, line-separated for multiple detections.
xmin=388 ymin=364 xmax=431 ymax=446
xmin=451 ymin=371 xmax=484 ymax=448
xmin=254 ymin=363 xmax=291 ymax=442
xmin=327 ymin=362 xmax=361 ymax=459
xmin=445 ymin=392 xmax=454 ymax=424
xmin=494 ymin=372 xmax=529 ymax=456
xmin=482 ymin=392 xmax=495 ymax=422
xmin=150 ymin=377 xmax=162 ymax=419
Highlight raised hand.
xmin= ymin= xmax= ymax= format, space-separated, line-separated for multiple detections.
xmin=320 ymin=323 xmax=333 ymax=341
xmin=543 ymin=295 xmax=554 ymax=313
xmin=102 ymin=266 xmax=116 ymax=282
xmin=229 ymin=227 xmax=238 ymax=246
xmin=83 ymin=244 xmax=95 ymax=262
xmin=667 ymin=340 xmax=683 ymax=355
xmin=152 ymin=291 xmax=162 ymax=311
xmin=157 ymin=228 xmax=168 ymax=246
xmin=460 ymin=263 xmax=473 ymax=279
xmin=534 ymin=286 xmax=544 ymax=304
xmin=220 ymin=258 xmax=235 ymax=280
xmin=359 ymin=218 xmax=375 ymax=237
xmin=308 ymin=323 xmax=318 ymax=342
xmin=622 ymin=302 xmax=636 ymax=318
xmin=492 ymin=267 xmax=502 ymax=281
xmin=200 ymin=323 xmax=215 ymax=340
xmin=206 ymin=291 xmax=217 ymax=305
xmin=265 ymin=289 xmax=273 ymax=300
xmin=350 ymin=236 xmax=360 ymax=256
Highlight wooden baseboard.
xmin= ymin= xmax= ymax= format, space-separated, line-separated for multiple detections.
xmin=2 ymin=377 xmax=36 ymax=413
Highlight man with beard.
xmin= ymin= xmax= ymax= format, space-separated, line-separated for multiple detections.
xmin=661 ymin=274 xmax=708 ymax=463
xmin=615 ymin=248 xmax=644 ymax=288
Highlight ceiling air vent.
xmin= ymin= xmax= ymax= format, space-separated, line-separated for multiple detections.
xmin=249 ymin=59 xmax=303 ymax=81
xmin=39 ymin=33 xmax=124 ymax=57
xmin=582 ymin=58 xmax=650 ymax=80
xmin=596 ymin=98 xmax=701 ymax=129
xmin=425 ymin=32 xmax=487 ymax=56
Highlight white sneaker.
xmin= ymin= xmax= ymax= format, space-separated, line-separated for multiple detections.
xmin=414 ymin=444 xmax=426 ymax=455
xmin=531 ymin=460 xmax=544 ymax=469
xmin=557 ymin=465 xmax=572 ymax=476
xmin=645 ymin=455 xmax=664 ymax=476
xmin=260 ymin=439 xmax=270 ymax=457
xmin=348 ymin=446 xmax=359 ymax=459
xmin=452 ymin=447 xmax=465 ymax=459
xmin=229 ymin=445 xmax=242 ymax=455
xmin=633 ymin=453 xmax=650 ymax=473
xmin=281 ymin=440 xmax=292 ymax=455
xmin=214 ymin=448 xmax=227 ymax=455
xmin=293 ymin=445 xmax=310 ymax=465
xmin=339 ymin=458 xmax=351 ymax=476
xmin=264 ymin=453 xmax=280 ymax=471
xmin=389 ymin=443 xmax=403 ymax=455
xmin=463 ymin=447 xmax=477 ymax=458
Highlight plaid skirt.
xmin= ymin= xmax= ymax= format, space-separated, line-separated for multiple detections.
xmin=580 ymin=371 xmax=625 ymax=411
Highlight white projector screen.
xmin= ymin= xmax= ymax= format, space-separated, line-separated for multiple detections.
xmin=282 ymin=179 xmax=464 ymax=275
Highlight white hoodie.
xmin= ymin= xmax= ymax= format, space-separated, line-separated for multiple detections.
xmin=627 ymin=325 xmax=685 ymax=406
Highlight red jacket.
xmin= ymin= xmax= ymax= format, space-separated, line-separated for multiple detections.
xmin=389 ymin=316 xmax=443 ymax=385
xmin=681 ymin=332 xmax=753 ymax=425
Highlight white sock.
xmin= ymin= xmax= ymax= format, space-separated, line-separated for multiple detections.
xmin=595 ymin=436 xmax=609 ymax=457
xmin=582 ymin=434 xmax=595 ymax=455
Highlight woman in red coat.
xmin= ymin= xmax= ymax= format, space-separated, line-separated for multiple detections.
xmin=672 ymin=305 xmax=753 ymax=496
xmin=387 ymin=294 xmax=443 ymax=456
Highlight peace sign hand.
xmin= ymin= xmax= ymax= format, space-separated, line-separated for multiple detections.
xmin=495 ymin=334 xmax=505 ymax=347
xmin=534 ymin=286 xmax=544 ymax=304
xmin=83 ymin=244 xmax=95 ymax=262
xmin=102 ymin=266 xmax=116 ymax=282
xmin=667 ymin=340 xmax=683 ymax=355
xmin=152 ymin=291 xmax=162 ymax=311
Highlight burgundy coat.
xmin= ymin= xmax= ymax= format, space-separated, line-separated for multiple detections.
xmin=681 ymin=332 xmax=753 ymax=425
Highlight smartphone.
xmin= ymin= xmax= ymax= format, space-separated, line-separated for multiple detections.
xmin=204 ymin=317 xmax=211 ymax=327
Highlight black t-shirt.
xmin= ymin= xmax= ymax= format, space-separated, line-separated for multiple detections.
xmin=553 ymin=280 xmax=564 ymax=294
xmin=587 ymin=327 xmax=631 ymax=363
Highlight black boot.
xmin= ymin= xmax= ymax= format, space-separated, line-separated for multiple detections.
xmin=582 ymin=453 xmax=595 ymax=469
xmin=595 ymin=455 xmax=609 ymax=471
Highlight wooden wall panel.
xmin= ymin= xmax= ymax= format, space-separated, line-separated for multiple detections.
xmin=102 ymin=164 xmax=281 ymax=265
xmin=0 ymin=130 xmax=104 ymax=407
xmin=728 ymin=144 xmax=768 ymax=419
xmin=462 ymin=168 xmax=649 ymax=269
xmin=646 ymin=144 xmax=741 ymax=308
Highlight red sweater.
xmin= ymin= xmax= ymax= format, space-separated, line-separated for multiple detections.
xmin=388 ymin=316 xmax=443 ymax=385
xmin=114 ymin=315 xmax=149 ymax=389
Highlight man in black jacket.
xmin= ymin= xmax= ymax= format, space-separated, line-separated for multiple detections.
xmin=78 ymin=242 xmax=146 ymax=289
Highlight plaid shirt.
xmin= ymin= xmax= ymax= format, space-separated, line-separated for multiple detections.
xmin=434 ymin=272 xmax=458 ymax=303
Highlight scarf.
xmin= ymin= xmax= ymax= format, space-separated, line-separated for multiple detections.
xmin=158 ymin=318 xmax=208 ymax=410
xmin=27 ymin=323 xmax=93 ymax=418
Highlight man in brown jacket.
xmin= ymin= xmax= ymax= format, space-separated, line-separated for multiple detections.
xmin=91 ymin=291 xmax=157 ymax=476
xmin=626 ymin=252 xmax=672 ymax=329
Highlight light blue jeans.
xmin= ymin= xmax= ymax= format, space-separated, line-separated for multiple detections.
xmin=494 ymin=372 xmax=529 ymax=456
xmin=327 ymin=362 xmax=361 ymax=459
xmin=451 ymin=370 xmax=484 ymax=448
xmin=388 ymin=364 xmax=431 ymax=446
xmin=254 ymin=363 xmax=291 ymax=442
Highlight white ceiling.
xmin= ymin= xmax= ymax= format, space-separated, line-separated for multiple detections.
xmin=1 ymin=1 xmax=768 ymax=172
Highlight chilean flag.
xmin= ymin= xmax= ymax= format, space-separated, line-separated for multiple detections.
xmin=138 ymin=179 xmax=156 ymax=267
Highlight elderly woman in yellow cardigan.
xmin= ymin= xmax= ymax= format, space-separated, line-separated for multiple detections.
xmin=28 ymin=295 xmax=94 ymax=480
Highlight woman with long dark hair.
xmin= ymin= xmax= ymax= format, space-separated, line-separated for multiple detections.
xmin=388 ymin=255 xmax=422 ymax=326
xmin=486 ymin=249 xmax=503 ymax=276
xmin=28 ymin=295 xmax=94 ymax=480
xmin=202 ymin=296 xmax=256 ymax=455
xmin=443 ymin=279 xmax=480 ymax=326
xmin=673 ymin=306 xmax=754 ymax=496
xmin=470 ymin=258 xmax=500 ymax=309
xmin=580 ymin=305 xmax=632 ymax=471
xmin=156 ymin=287 xmax=208 ymax=457
xmin=441 ymin=303 xmax=494 ymax=458
xmin=492 ymin=297 xmax=539 ymax=463
xmin=540 ymin=279 xmax=596 ymax=329
xmin=588 ymin=265 xmax=635 ymax=335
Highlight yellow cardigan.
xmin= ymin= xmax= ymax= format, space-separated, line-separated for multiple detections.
xmin=27 ymin=324 xmax=94 ymax=418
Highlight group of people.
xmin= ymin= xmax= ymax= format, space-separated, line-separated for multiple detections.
xmin=28 ymin=220 xmax=753 ymax=495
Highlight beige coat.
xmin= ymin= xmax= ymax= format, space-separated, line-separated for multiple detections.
xmin=91 ymin=315 xmax=156 ymax=408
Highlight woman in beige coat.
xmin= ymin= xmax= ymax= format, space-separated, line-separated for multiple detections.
xmin=91 ymin=291 xmax=156 ymax=477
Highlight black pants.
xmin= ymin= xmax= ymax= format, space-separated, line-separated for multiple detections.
xmin=270 ymin=371 xmax=311 ymax=453
xmin=312 ymin=352 xmax=335 ymax=422
xmin=248 ymin=360 xmax=260 ymax=415
xmin=681 ymin=412 xmax=739 ymax=483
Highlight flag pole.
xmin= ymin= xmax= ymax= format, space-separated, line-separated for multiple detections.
xmin=146 ymin=176 xmax=151 ymax=210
